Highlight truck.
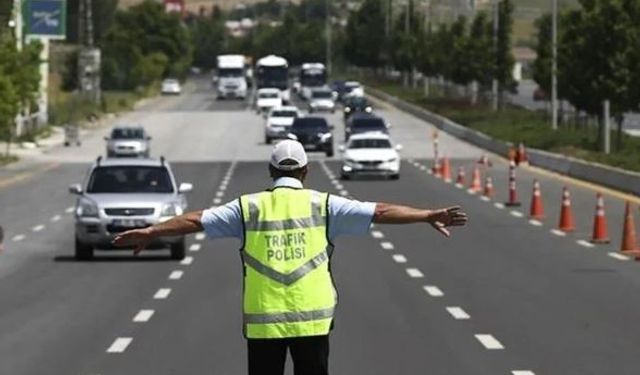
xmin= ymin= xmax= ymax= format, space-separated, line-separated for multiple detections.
xmin=255 ymin=55 xmax=290 ymax=104
xmin=215 ymin=55 xmax=248 ymax=100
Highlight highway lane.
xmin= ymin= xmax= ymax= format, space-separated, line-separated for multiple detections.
xmin=1 ymin=77 xmax=640 ymax=374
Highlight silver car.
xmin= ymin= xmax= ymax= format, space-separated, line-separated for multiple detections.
xmin=105 ymin=126 xmax=151 ymax=158
xmin=308 ymin=87 xmax=336 ymax=113
xmin=69 ymin=157 xmax=193 ymax=260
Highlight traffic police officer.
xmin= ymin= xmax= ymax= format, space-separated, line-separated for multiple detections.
xmin=113 ymin=140 xmax=468 ymax=375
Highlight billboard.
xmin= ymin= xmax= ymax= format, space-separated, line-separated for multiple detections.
xmin=164 ymin=0 xmax=184 ymax=15
xmin=25 ymin=0 xmax=67 ymax=39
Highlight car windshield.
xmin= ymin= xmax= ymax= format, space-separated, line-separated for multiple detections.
xmin=111 ymin=128 xmax=144 ymax=139
xmin=218 ymin=68 xmax=243 ymax=77
xmin=271 ymin=110 xmax=297 ymax=118
xmin=260 ymin=92 xmax=279 ymax=99
xmin=293 ymin=118 xmax=328 ymax=131
xmin=352 ymin=119 xmax=385 ymax=130
xmin=312 ymin=91 xmax=332 ymax=99
xmin=347 ymin=97 xmax=368 ymax=107
xmin=349 ymin=139 xmax=392 ymax=149
xmin=86 ymin=166 xmax=174 ymax=194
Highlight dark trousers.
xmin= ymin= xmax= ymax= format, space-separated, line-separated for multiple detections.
xmin=247 ymin=335 xmax=329 ymax=375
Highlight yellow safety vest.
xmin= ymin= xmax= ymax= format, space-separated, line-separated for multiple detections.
xmin=239 ymin=188 xmax=336 ymax=339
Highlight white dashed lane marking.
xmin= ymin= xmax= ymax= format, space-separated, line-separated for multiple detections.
xmin=154 ymin=288 xmax=171 ymax=299
xmin=65 ymin=206 xmax=75 ymax=214
xmin=339 ymin=190 xmax=349 ymax=196
xmin=406 ymin=268 xmax=424 ymax=278
xmin=371 ymin=231 xmax=384 ymax=239
xmin=510 ymin=211 xmax=524 ymax=218
xmin=446 ymin=306 xmax=470 ymax=320
xmin=550 ymin=229 xmax=566 ymax=237
xmin=334 ymin=184 xmax=344 ymax=190
xmin=195 ymin=232 xmax=206 ymax=241
xmin=455 ymin=183 xmax=464 ymax=189
xmin=475 ymin=334 xmax=505 ymax=350
xmin=218 ymin=185 xmax=227 ymax=191
xmin=512 ymin=371 xmax=536 ymax=375
xmin=106 ymin=338 xmax=132 ymax=353
xmin=212 ymin=198 xmax=222 ymax=204
xmin=528 ymin=219 xmax=543 ymax=227
xmin=480 ymin=196 xmax=490 ymax=202
xmin=32 ymin=225 xmax=45 ymax=232
xmin=215 ymin=191 xmax=225 ymax=198
xmin=423 ymin=285 xmax=444 ymax=297
xmin=576 ymin=240 xmax=595 ymax=248
xmin=180 ymin=256 xmax=194 ymax=265
xmin=608 ymin=252 xmax=630 ymax=261
xmin=494 ymin=202 xmax=505 ymax=209
xmin=169 ymin=270 xmax=184 ymax=280
xmin=133 ymin=310 xmax=154 ymax=323
xmin=392 ymin=254 xmax=407 ymax=263
xmin=189 ymin=244 xmax=201 ymax=252
xmin=12 ymin=234 xmax=26 ymax=242
xmin=51 ymin=215 xmax=61 ymax=222
xmin=380 ymin=242 xmax=395 ymax=250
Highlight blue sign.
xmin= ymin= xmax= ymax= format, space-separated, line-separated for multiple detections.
xmin=26 ymin=0 xmax=66 ymax=39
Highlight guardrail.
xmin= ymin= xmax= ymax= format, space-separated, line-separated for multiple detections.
xmin=367 ymin=86 xmax=640 ymax=196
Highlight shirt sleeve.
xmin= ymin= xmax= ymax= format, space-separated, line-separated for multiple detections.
xmin=200 ymin=199 xmax=243 ymax=240
xmin=327 ymin=195 xmax=376 ymax=241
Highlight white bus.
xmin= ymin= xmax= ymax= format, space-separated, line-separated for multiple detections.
xmin=215 ymin=55 xmax=248 ymax=100
xmin=299 ymin=62 xmax=327 ymax=100
xmin=255 ymin=55 xmax=290 ymax=104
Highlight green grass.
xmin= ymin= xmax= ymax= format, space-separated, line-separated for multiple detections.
xmin=0 ymin=154 xmax=18 ymax=167
xmin=365 ymin=77 xmax=640 ymax=173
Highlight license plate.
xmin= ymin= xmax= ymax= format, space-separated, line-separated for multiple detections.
xmin=112 ymin=219 xmax=146 ymax=228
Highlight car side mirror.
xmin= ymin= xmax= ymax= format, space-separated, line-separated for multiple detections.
xmin=146 ymin=136 xmax=152 ymax=140
xmin=103 ymin=136 xmax=109 ymax=141
xmin=395 ymin=144 xmax=403 ymax=151
xmin=178 ymin=183 xmax=193 ymax=193
xmin=328 ymin=124 xmax=335 ymax=130
xmin=338 ymin=145 xmax=346 ymax=153
xmin=69 ymin=183 xmax=83 ymax=195
xmin=287 ymin=133 xmax=298 ymax=141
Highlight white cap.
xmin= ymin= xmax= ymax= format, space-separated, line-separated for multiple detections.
xmin=270 ymin=140 xmax=308 ymax=171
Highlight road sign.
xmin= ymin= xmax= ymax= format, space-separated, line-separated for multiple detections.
xmin=25 ymin=0 xmax=67 ymax=39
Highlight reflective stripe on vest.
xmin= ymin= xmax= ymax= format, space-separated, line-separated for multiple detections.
xmin=240 ymin=189 xmax=336 ymax=339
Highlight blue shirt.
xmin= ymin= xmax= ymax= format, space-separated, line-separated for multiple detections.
xmin=200 ymin=177 xmax=376 ymax=242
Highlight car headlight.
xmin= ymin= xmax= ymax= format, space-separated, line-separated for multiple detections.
xmin=161 ymin=202 xmax=183 ymax=217
xmin=365 ymin=106 xmax=372 ymax=113
xmin=344 ymin=107 xmax=351 ymax=113
xmin=319 ymin=132 xmax=332 ymax=142
xmin=77 ymin=198 xmax=99 ymax=217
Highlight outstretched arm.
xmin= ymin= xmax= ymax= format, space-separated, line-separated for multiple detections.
xmin=112 ymin=210 xmax=204 ymax=254
xmin=373 ymin=203 xmax=467 ymax=237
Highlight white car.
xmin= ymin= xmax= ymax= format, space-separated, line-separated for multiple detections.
xmin=340 ymin=133 xmax=402 ymax=180
xmin=255 ymin=88 xmax=283 ymax=114
xmin=308 ymin=88 xmax=336 ymax=113
xmin=161 ymin=79 xmax=181 ymax=95
xmin=343 ymin=81 xmax=364 ymax=99
xmin=265 ymin=106 xmax=301 ymax=144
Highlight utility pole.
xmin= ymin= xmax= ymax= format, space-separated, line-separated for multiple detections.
xmin=11 ymin=0 xmax=24 ymax=137
xmin=78 ymin=0 xmax=101 ymax=104
xmin=491 ymin=0 xmax=499 ymax=111
xmin=325 ymin=0 xmax=331 ymax=75
xmin=551 ymin=0 xmax=558 ymax=130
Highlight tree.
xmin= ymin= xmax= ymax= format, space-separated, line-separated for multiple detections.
xmin=532 ymin=14 xmax=551 ymax=98
xmin=495 ymin=0 xmax=516 ymax=107
xmin=343 ymin=0 xmax=386 ymax=69
xmin=189 ymin=15 xmax=226 ymax=70
xmin=466 ymin=12 xmax=495 ymax=102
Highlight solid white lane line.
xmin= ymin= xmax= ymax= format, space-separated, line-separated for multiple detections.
xmin=392 ymin=254 xmax=407 ymax=263
xmin=180 ymin=256 xmax=194 ymax=265
xmin=475 ymin=334 xmax=505 ymax=350
xmin=65 ymin=206 xmax=75 ymax=213
xmin=189 ymin=243 xmax=201 ymax=252
xmin=528 ymin=219 xmax=543 ymax=227
xmin=550 ymin=229 xmax=566 ymax=237
xmin=195 ymin=232 xmax=206 ymax=241
xmin=169 ymin=270 xmax=184 ymax=280
xmin=494 ymin=202 xmax=505 ymax=209
xmin=380 ymin=242 xmax=395 ymax=250
xmin=12 ymin=234 xmax=25 ymax=242
xmin=510 ymin=211 xmax=524 ymax=218
xmin=423 ymin=285 xmax=444 ymax=297
xmin=154 ymin=288 xmax=171 ymax=299
xmin=446 ymin=306 xmax=471 ymax=320
xmin=32 ymin=225 xmax=45 ymax=232
xmin=576 ymin=240 xmax=595 ymax=248
xmin=106 ymin=337 xmax=132 ymax=353
xmin=371 ymin=231 xmax=384 ymax=239
xmin=51 ymin=214 xmax=61 ymax=222
xmin=608 ymin=252 xmax=630 ymax=261
xmin=512 ymin=371 xmax=536 ymax=375
xmin=133 ymin=309 xmax=154 ymax=323
xmin=406 ymin=268 xmax=424 ymax=278
xmin=212 ymin=198 xmax=222 ymax=204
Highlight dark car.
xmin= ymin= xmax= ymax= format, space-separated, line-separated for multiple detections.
xmin=330 ymin=80 xmax=347 ymax=100
xmin=345 ymin=113 xmax=389 ymax=140
xmin=343 ymin=96 xmax=372 ymax=121
xmin=289 ymin=117 xmax=334 ymax=157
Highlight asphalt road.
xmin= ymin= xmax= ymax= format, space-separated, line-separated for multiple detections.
xmin=1 ymin=76 xmax=639 ymax=375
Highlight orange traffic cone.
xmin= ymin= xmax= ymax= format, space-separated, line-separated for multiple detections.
xmin=505 ymin=160 xmax=521 ymax=207
xmin=590 ymin=193 xmax=610 ymax=244
xmin=477 ymin=153 xmax=492 ymax=167
xmin=620 ymin=202 xmax=639 ymax=254
xmin=441 ymin=157 xmax=451 ymax=182
xmin=508 ymin=147 xmax=517 ymax=164
xmin=517 ymin=142 xmax=528 ymax=166
xmin=456 ymin=166 xmax=465 ymax=186
xmin=432 ymin=158 xmax=442 ymax=178
xmin=557 ymin=187 xmax=575 ymax=232
xmin=529 ymin=180 xmax=544 ymax=220
xmin=468 ymin=166 xmax=482 ymax=193
xmin=483 ymin=176 xmax=494 ymax=198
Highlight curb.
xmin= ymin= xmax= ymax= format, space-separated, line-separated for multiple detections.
xmin=367 ymin=86 xmax=640 ymax=197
